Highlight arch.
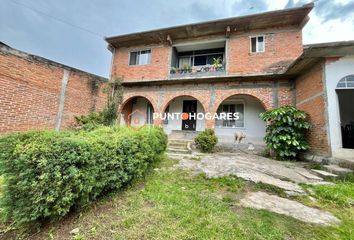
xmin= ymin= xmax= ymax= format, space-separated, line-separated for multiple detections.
xmin=213 ymin=93 xmax=267 ymax=143
xmin=336 ymin=75 xmax=354 ymax=89
xmin=211 ymin=91 xmax=270 ymax=114
xmin=161 ymin=94 xmax=207 ymax=113
xmin=120 ymin=95 xmax=156 ymax=126
xmin=120 ymin=94 xmax=157 ymax=113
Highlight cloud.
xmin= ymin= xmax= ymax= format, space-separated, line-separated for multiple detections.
xmin=315 ymin=0 xmax=354 ymax=23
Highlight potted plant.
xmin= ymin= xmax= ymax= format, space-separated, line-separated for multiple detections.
xmin=182 ymin=64 xmax=192 ymax=73
xmin=170 ymin=67 xmax=177 ymax=74
xmin=212 ymin=57 xmax=223 ymax=71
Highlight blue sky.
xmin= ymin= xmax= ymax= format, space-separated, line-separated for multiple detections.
xmin=1 ymin=0 xmax=353 ymax=77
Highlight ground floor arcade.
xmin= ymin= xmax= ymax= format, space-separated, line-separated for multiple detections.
xmin=120 ymin=79 xmax=293 ymax=144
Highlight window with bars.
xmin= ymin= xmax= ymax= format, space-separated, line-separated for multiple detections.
xmin=129 ymin=49 xmax=151 ymax=65
xmin=250 ymin=36 xmax=265 ymax=53
xmin=216 ymin=103 xmax=244 ymax=128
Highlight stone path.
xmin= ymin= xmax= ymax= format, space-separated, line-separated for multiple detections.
xmin=240 ymin=192 xmax=340 ymax=226
xmin=174 ymin=152 xmax=340 ymax=225
xmin=178 ymin=152 xmax=332 ymax=195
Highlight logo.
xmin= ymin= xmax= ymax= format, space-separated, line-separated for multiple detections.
xmin=127 ymin=109 xmax=146 ymax=130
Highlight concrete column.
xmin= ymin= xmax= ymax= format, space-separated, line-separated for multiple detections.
xmin=55 ymin=69 xmax=70 ymax=131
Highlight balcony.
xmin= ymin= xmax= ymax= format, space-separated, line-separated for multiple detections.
xmin=169 ymin=40 xmax=226 ymax=79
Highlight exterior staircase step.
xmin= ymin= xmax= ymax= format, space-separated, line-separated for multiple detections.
xmin=311 ymin=169 xmax=338 ymax=178
xmin=167 ymin=148 xmax=191 ymax=154
xmin=327 ymin=157 xmax=354 ymax=171
xmin=323 ymin=165 xmax=353 ymax=175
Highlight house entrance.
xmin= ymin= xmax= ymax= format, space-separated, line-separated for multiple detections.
xmin=182 ymin=100 xmax=197 ymax=131
xmin=336 ymin=75 xmax=354 ymax=149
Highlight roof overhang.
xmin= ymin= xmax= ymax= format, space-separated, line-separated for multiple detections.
xmin=286 ymin=40 xmax=354 ymax=75
xmin=106 ymin=3 xmax=313 ymax=48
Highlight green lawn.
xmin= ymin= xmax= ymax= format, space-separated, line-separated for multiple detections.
xmin=0 ymin=155 xmax=353 ymax=240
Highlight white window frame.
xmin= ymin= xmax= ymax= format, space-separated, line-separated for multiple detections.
xmin=216 ymin=100 xmax=246 ymax=129
xmin=128 ymin=49 xmax=151 ymax=66
xmin=250 ymin=35 xmax=265 ymax=53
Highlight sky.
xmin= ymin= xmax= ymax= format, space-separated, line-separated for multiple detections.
xmin=1 ymin=0 xmax=354 ymax=77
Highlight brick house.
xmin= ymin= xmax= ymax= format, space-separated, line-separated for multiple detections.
xmin=106 ymin=4 xmax=309 ymax=144
xmin=106 ymin=3 xmax=354 ymax=160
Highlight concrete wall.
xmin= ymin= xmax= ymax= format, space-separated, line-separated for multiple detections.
xmin=0 ymin=44 xmax=107 ymax=134
xmin=325 ymin=55 xmax=354 ymax=152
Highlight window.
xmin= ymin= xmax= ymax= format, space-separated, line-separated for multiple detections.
xmin=336 ymin=75 xmax=354 ymax=89
xmin=250 ymin=36 xmax=265 ymax=53
xmin=129 ymin=49 xmax=151 ymax=65
xmin=177 ymin=48 xmax=224 ymax=67
xmin=216 ymin=103 xmax=244 ymax=128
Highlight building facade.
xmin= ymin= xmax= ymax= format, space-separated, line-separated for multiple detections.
xmin=107 ymin=4 xmax=313 ymax=145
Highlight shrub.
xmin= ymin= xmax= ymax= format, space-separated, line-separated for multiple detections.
xmin=260 ymin=106 xmax=311 ymax=159
xmin=195 ymin=129 xmax=218 ymax=153
xmin=74 ymin=112 xmax=105 ymax=130
xmin=0 ymin=126 xmax=166 ymax=224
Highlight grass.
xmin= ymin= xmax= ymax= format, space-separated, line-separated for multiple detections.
xmin=0 ymin=155 xmax=353 ymax=239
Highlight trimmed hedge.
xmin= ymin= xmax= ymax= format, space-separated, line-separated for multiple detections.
xmin=0 ymin=126 xmax=167 ymax=224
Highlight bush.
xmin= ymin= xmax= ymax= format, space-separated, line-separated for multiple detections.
xmin=195 ymin=129 xmax=218 ymax=153
xmin=74 ymin=112 xmax=105 ymax=130
xmin=0 ymin=126 xmax=166 ymax=224
xmin=260 ymin=106 xmax=311 ymax=159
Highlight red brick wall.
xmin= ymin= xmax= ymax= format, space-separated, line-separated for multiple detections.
xmin=112 ymin=44 xmax=170 ymax=81
xmin=111 ymin=28 xmax=303 ymax=82
xmin=0 ymin=45 xmax=107 ymax=134
xmin=228 ymin=29 xmax=303 ymax=75
xmin=122 ymin=79 xmax=293 ymax=127
xmin=295 ymin=61 xmax=330 ymax=156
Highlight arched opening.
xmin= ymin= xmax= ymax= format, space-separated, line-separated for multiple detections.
xmin=162 ymin=95 xmax=206 ymax=135
xmin=336 ymin=75 xmax=354 ymax=149
xmin=214 ymin=94 xmax=266 ymax=144
xmin=120 ymin=96 xmax=155 ymax=127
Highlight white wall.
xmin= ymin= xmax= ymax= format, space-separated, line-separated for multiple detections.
xmin=163 ymin=96 xmax=205 ymax=134
xmin=215 ymin=95 xmax=266 ymax=144
xmin=325 ymin=55 xmax=354 ymax=151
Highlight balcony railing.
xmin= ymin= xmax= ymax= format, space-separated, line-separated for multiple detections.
xmin=169 ymin=64 xmax=226 ymax=79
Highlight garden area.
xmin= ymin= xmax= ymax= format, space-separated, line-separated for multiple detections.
xmin=0 ymin=101 xmax=352 ymax=239
xmin=0 ymin=153 xmax=353 ymax=239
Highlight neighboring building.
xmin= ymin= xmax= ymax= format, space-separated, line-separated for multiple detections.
xmin=0 ymin=42 xmax=107 ymax=133
xmin=106 ymin=4 xmax=312 ymax=145
xmin=288 ymin=41 xmax=354 ymax=160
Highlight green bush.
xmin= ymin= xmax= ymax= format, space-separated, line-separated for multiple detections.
xmin=0 ymin=126 xmax=166 ymax=224
xmin=195 ymin=129 xmax=218 ymax=153
xmin=74 ymin=112 xmax=105 ymax=130
xmin=260 ymin=106 xmax=311 ymax=159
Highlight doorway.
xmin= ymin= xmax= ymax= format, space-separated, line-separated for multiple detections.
xmin=337 ymin=89 xmax=354 ymax=149
xmin=182 ymin=100 xmax=197 ymax=131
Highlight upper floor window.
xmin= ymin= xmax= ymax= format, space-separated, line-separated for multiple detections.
xmin=250 ymin=36 xmax=265 ymax=53
xmin=129 ymin=49 xmax=151 ymax=65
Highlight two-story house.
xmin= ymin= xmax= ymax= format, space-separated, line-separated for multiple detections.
xmin=106 ymin=3 xmax=354 ymax=162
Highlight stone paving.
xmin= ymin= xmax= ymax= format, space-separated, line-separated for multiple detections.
xmin=178 ymin=152 xmax=331 ymax=195
xmin=174 ymin=152 xmax=340 ymax=225
xmin=240 ymin=192 xmax=340 ymax=226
